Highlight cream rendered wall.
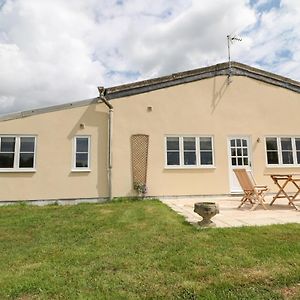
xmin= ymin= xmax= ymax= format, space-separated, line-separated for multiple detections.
xmin=0 ymin=103 xmax=109 ymax=201
xmin=111 ymin=75 xmax=300 ymax=197
xmin=1 ymin=75 xmax=299 ymax=201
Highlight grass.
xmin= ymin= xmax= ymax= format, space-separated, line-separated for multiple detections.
xmin=0 ymin=199 xmax=299 ymax=299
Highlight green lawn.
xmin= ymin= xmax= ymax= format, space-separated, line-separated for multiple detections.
xmin=0 ymin=199 xmax=299 ymax=299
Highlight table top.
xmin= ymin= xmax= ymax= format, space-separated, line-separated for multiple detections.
xmin=269 ymin=174 xmax=300 ymax=177
xmin=269 ymin=174 xmax=300 ymax=181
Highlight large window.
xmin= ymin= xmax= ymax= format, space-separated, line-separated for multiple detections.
xmin=0 ymin=136 xmax=36 ymax=170
xmin=73 ymin=136 xmax=90 ymax=170
xmin=166 ymin=136 xmax=214 ymax=167
xmin=265 ymin=136 xmax=300 ymax=166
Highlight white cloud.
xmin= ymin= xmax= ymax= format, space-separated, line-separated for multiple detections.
xmin=237 ymin=0 xmax=300 ymax=80
xmin=0 ymin=0 xmax=299 ymax=114
xmin=0 ymin=0 xmax=105 ymax=113
xmin=121 ymin=0 xmax=256 ymax=77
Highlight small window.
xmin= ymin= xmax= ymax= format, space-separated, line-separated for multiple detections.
xmin=166 ymin=137 xmax=180 ymax=165
xmin=266 ymin=137 xmax=279 ymax=164
xmin=19 ymin=137 xmax=35 ymax=168
xmin=295 ymin=138 xmax=300 ymax=164
xmin=199 ymin=137 xmax=213 ymax=165
xmin=183 ymin=137 xmax=196 ymax=165
xmin=265 ymin=136 xmax=300 ymax=166
xmin=0 ymin=137 xmax=16 ymax=168
xmin=281 ymin=138 xmax=293 ymax=164
xmin=74 ymin=136 xmax=90 ymax=170
xmin=165 ymin=136 xmax=214 ymax=168
xmin=0 ymin=136 xmax=36 ymax=171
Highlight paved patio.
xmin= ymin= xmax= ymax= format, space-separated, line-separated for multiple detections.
xmin=160 ymin=195 xmax=300 ymax=228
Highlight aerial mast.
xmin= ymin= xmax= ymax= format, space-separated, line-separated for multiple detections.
xmin=227 ymin=34 xmax=242 ymax=81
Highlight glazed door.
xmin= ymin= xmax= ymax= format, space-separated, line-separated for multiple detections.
xmin=228 ymin=137 xmax=251 ymax=193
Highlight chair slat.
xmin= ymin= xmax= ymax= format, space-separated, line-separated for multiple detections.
xmin=233 ymin=168 xmax=268 ymax=210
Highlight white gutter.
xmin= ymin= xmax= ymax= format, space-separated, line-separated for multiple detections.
xmin=98 ymin=87 xmax=113 ymax=200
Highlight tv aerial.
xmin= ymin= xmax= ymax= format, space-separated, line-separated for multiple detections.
xmin=227 ymin=34 xmax=242 ymax=81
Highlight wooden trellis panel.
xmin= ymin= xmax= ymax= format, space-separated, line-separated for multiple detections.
xmin=131 ymin=134 xmax=149 ymax=185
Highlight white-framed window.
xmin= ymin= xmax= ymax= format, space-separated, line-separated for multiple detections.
xmin=0 ymin=135 xmax=36 ymax=171
xmin=265 ymin=136 xmax=300 ymax=166
xmin=73 ymin=136 xmax=91 ymax=170
xmin=165 ymin=135 xmax=214 ymax=168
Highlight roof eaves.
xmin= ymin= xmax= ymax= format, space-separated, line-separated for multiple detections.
xmin=1 ymin=61 xmax=299 ymax=122
xmin=231 ymin=62 xmax=300 ymax=93
xmin=105 ymin=61 xmax=300 ymax=99
xmin=0 ymin=97 xmax=99 ymax=122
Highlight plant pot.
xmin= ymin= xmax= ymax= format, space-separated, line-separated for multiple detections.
xmin=194 ymin=202 xmax=219 ymax=227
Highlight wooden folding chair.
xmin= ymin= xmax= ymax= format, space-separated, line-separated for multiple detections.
xmin=233 ymin=168 xmax=268 ymax=210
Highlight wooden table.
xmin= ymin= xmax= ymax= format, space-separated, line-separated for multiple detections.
xmin=270 ymin=174 xmax=300 ymax=210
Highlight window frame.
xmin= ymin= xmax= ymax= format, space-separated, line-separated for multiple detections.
xmin=264 ymin=136 xmax=300 ymax=167
xmin=165 ymin=135 xmax=215 ymax=169
xmin=0 ymin=135 xmax=37 ymax=172
xmin=72 ymin=135 xmax=91 ymax=172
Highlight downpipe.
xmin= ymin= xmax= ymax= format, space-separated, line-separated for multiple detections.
xmin=98 ymin=86 xmax=113 ymax=200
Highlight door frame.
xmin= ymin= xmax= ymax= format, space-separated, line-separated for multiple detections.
xmin=227 ymin=135 xmax=252 ymax=193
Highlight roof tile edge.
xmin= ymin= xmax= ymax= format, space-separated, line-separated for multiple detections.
xmin=1 ymin=62 xmax=299 ymax=122
xmin=0 ymin=98 xmax=99 ymax=122
xmin=105 ymin=61 xmax=300 ymax=99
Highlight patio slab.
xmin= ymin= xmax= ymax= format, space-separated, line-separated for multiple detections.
xmin=160 ymin=195 xmax=300 ymax=228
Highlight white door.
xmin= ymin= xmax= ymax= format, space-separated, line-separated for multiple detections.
xmin=228 ymin=137 xmax=251 ymax=193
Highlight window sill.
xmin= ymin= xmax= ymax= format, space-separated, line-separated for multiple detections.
xmin=71 ymin=169 xmax=91 ymax=173
xmin=164 ymin=166 xmax=216 ymax=170
xmin=0 ymin=169 xmax=36 ymax=173
xmin=266 ymin=165 xmax=300 ymax=168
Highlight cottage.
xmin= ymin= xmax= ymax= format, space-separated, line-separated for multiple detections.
xmin=1 ymin=62 xmax=300 ymax=203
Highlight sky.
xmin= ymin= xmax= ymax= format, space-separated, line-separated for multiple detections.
xmin=0 ymin=0 xmax=299 ymax=114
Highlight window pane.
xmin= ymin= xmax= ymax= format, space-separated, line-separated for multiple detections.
xmin=238 ymin=158 xmax=243 ymax=165
xmin=76 ymin=153 xmax=88 ymax=168
xmin=231 ymin=158 xmax=236 ymax=166
xmin=243 ymin=158 xmax=248 ymax=165
xmin=243 ymin=148 xmax=248 ymax=156
xmin=242 ymin=139 xmax=247 ymax=147
xmin=236 ymin=139 xmax=241 ymax=147
xmin=281 ymin=138 xmax=292 ymax=150
xmin=20 ymin=137 xmax=35 ymax=152
xmin=230 ymin=140 xmax=235 ymax=147
xmin=297 ymin=152 xmax=300 ymax=164
xmin=76 ymin=138 xmax=88 ymax=152
xmin=295 ymin=138 xmax=300 ymax=150
xmin=266 ymin=138 xmax=277 ymax=151
xmin=167 ymin=137 xmax=179 ymax=151
xmin=1 ymin=137 xmax=15 ymax=152
xmin=231 ymin=148 xmax=236 ymax=156
xmin=184 ymin=152 xmax=196 ymax=165
xmin=0 ymin=153 xmax=14 ymax=168
xmin=200 ymin=137 xmax=212 ymax=150
xmin=183 ymin=137 xmax=195 ymax=150
xmin=201 ymin=152 xmax=213 ymax=165
xmin=167 ymin=152 xmax=180 ymax=165
xmin=267 ymin=151 xmax=279 ymax=164
xmin=19 ymin=153 xmax=34 ymax=168
xmin=237 ymin=148 xmax=242 ymax=156
xmin=282 ymin=151 xmax=294 ymax=164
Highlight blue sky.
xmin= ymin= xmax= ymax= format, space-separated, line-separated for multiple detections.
xmin=250 ymin=0 xmax=281 ymax=11
xmin=0 ymin=0 xmax=299 ymax=114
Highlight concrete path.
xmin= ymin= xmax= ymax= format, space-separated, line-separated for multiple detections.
xmin=160 ymin=196 xmax=300 ymax=228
